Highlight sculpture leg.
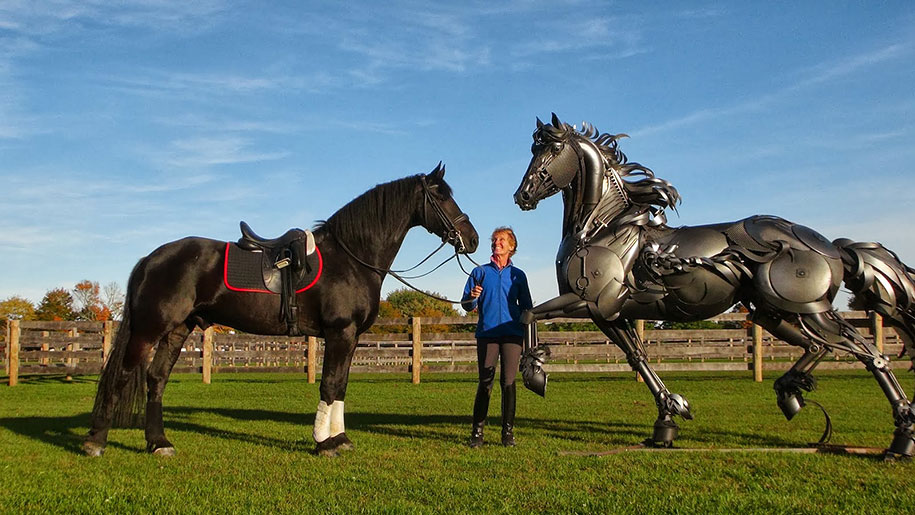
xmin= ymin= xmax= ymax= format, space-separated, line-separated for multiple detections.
xmin=751 ymin=310 xmax=830 ymax=419
xmin=519 ymin=294 xmax=589 ymax=396
xmin=593 ymin=318 xmax=692 ymax=447
xmin=787 ymin=311 xmax=915 ymax=458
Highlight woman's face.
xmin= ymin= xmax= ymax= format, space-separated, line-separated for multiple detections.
xmin=491 ymin=232 xmax=515 ymax=258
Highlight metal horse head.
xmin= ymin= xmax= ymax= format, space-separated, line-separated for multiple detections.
xmin=515 ymin=113 xmax=678 ymax=239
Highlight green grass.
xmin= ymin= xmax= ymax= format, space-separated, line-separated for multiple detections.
xmin=1 ymin=370 xmax=913 ymax=513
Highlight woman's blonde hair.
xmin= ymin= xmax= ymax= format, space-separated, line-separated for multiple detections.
xmin=491 ymin=226 xmax=518 ymax=257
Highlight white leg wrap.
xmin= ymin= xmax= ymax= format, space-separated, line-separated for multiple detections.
xmin=330 ymin=400 xmax=345 ymax=437
xmin=313 ymin=401 xmax=332 ymax=442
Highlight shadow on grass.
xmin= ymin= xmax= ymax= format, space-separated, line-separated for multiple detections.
xmin=4 ymin=374 xmax=98 ymax=385
xmin=2 ymin=402 xmax=881 ymax=458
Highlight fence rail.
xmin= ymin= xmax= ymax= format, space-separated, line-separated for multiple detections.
xmin=2 ymin=311 xmax=903 ymax=386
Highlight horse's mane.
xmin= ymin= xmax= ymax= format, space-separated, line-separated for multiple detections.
xmin=315 ymin=174 xmax=449 ymax=246
xmin=544 ymin=120 xmax=681 ymax=212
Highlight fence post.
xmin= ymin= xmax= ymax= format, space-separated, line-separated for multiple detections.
xmin=412 ymin=317 xmax=422 ymax=384
xmin=102 ymin=320 xmax=113 ymax=367
xmin=40 ymin=331 xmax=50 ymax=366
xmin=752 ymin=323 xmax=763 ymax=382
xmin=202 ymin=327 xmax=214 ymax=384
xmin=65 ymin=327 xmax=78 ymax=381
xmin=307 ymin=336 xmax=317 ymax=384
xmin=870 ymin=312 xmax=884 ymax=354
xmin=4 ymin=320 xmax=10 ymax=376
xmin=635 ymin=319 xmax=645 ymax=382
xmin=8 ymin=319 xmax=20 ymax=386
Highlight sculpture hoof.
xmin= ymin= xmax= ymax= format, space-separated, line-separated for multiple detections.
xmin=777 ymin=393 xmax=804 ymax=420
xmin=332 ymin=432 xmax=354 ymax=451
xmin=82 ymin=441 xmax=105 ymax=457
xmin=886 ymin=428 xmax=915 ymax=460
xmin=648 ymin=417 xmax=678 ymax=447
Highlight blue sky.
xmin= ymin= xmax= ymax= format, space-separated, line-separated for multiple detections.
xmin=1 ymin=1 xmax=913 ymax=311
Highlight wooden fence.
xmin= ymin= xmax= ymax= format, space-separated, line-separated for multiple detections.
xmin=2 ymin=312 xmax=904 ymax=387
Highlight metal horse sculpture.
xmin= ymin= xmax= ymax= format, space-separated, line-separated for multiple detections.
xmin=84 ymin=165 xmax=478 ymax=457
xmin=514 ymin=114 xmax=915 ymax=458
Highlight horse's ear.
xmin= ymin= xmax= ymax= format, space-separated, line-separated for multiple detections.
xmin=551 ymin=112 xmax=562 ymax=128
xmin=431 ymin=161 xmax=445 ymax=180
xmin=536 ymin=117 xmax=544 ymax=129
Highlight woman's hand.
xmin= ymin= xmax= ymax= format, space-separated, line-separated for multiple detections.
xmin=470 ymin=285 xmax=482 ymax=299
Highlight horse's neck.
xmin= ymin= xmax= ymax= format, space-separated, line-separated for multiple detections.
xmin=561 ymin=157 xmax=627 ymax=240
xmin=320 ymin=185 xmax=420 ymax=273
xmin=358 ymin=212 xmax=415 ymax=272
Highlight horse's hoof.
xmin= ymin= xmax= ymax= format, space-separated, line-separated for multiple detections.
xmin=315 ymin=438 xmax=339 ymax=457
xmin=332 ymin=432 xmax=354 ymax=451
xmin=152 ymin=446 xmax=176 ymax=457
xmin=82 ymin=441 xmax=105 ymax=457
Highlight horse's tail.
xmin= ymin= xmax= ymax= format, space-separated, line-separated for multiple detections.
xmin=835 ymin=238 xmax=915 ymax=368
xmin=90 ymin=260 xmax=147 ymax=429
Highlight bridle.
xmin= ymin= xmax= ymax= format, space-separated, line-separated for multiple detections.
xmin=419 ymin=175 xmax=470 ymax=254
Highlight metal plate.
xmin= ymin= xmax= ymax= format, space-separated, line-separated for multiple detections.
xmin=768 ymin=251 xmax=833 ymax=303
xmin=792 ymin=224 xmax=841 ymax=259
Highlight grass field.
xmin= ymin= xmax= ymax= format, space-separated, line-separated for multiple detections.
xmin=1 ymin=370 xmax=913 ymax=513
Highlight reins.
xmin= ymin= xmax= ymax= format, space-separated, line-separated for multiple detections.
xmin=326 ymin=174 xmax=483 ymax=305
xmin=330 ymin=230 xmax=475 ymax=304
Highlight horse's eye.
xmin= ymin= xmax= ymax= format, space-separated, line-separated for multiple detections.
xmin=552 ymin=142 xmax=563 ymax=152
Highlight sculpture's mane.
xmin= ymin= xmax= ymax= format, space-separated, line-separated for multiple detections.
xmin=538 ymin=120 xmax=680 ymax=212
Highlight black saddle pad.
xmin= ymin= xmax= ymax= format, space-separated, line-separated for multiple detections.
xmin=224 ymin=242 xmax=323 ymax=293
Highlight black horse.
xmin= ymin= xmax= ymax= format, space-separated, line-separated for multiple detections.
xmin=514 ymin=114 xmax=915 ymax=458
xmin=84 ymin=164 xmax=478 ymax=457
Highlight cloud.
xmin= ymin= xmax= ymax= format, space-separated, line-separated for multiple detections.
xmin=509 ymin=15 xmax=645 ymax=61
xmin=161 ymin=136 xmax=290 ymax=168
xmin=636 ymin=41 xmax=914 ymax=137
xmin=97 ymin=68 xmax=341 ymax=101
xmin=0 ymin=0 xmax=229 ymax=37
xmin=790 ymin=43 xmax=910 ymax=90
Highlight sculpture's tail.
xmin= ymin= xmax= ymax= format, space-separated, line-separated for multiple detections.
xmin=835 ymin=239 xmax=915 ymax=383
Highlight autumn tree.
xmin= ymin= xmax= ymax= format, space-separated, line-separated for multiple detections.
xmin=102 ymin=282 xmax=125 ymax=320
xmin=73 ymin=280 xmax=111 ymax=321
xmin=36 ymin=288 xmax=76 ymax=321
xmin=1 ymin=296 xmax=36 ymax=333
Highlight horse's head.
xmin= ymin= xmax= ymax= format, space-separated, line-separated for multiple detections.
xmin=514 ymin=113 xmax=583 ymax=211
xmin=515 ymin=114 xmax=680 ymax=235
xmin=419 ymin=163 xmax=479 ymax=254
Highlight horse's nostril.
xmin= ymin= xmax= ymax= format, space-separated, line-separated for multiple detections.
xmin=520 ymin=191 xmax=531 ymax=201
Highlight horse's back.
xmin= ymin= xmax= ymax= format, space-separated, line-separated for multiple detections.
xmin=130 ymin=237 xmax=226 ymax=308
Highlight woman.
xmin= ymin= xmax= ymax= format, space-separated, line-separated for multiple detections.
xmin=462 ymin=226 xmax=533 ymax=447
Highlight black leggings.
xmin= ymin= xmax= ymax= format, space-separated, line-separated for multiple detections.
xmin=476 ymin=336 xmax=523 ymax=387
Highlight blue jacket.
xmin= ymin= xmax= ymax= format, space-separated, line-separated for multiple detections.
xmin=462 ymin=260 xmax=533 ymax=338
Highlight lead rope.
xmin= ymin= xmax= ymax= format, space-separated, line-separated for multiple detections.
xmin=329 ymin=230 xmax=475 ymax=304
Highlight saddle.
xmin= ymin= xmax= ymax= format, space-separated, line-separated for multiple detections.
xmin=225 ymin=222 xmax=322 ymax=335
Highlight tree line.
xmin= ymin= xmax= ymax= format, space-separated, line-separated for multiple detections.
xmin=2 ymin=283 xmax=751 ymax=340
xmin=0 ymin=281 xmax=125 ymax=333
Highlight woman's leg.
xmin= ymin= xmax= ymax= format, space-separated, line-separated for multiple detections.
xmin=499 ymin=340 xmax=523 ymax=446
xmin=470 ymin=339 xmax=500 ymax=447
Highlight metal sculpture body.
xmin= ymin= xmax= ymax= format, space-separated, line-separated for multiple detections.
xmin=84 ymin=165 xmax=478 ymax=457
xmin=514 ymin=114 xmax=915 ymax=458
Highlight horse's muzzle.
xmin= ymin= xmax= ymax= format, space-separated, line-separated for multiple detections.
xmin=514 ymin=189 xmax=538 ymax=211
